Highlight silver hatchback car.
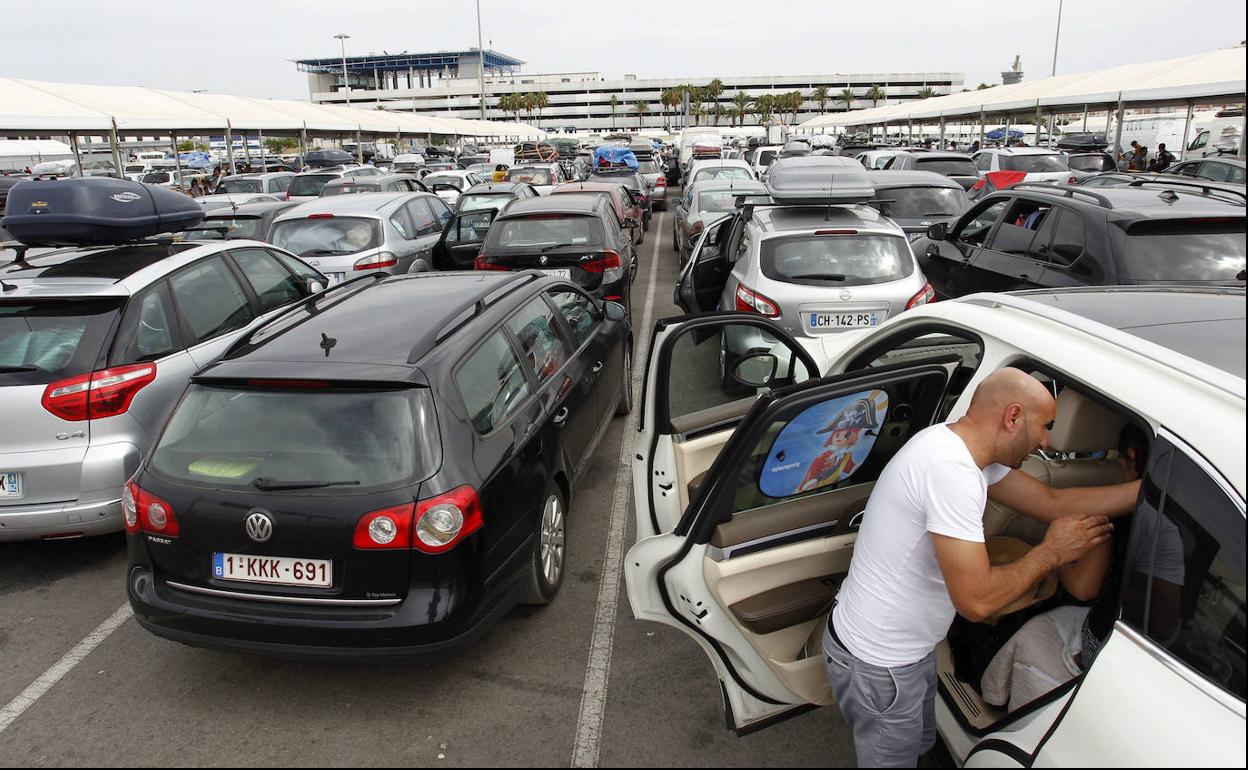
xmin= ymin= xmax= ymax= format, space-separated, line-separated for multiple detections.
xmin=0 ymin=240 xmax=325 ymax=541
xmin=268 ymin=192 xmax=452 ymax=284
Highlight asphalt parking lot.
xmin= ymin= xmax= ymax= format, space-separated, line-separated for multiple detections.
xmin=0 ymin=206 xmax=855 ymax=768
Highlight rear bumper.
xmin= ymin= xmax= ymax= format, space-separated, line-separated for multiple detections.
xmin=0 ymin=497 xmax=123 ymax=541
xmin=0 ymin=440 xmax=140 ymax=541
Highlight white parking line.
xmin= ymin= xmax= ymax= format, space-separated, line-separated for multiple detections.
xmin=570 ymin=211 xmax=664 ymax=768
xmin=0 ymin=602 xmax=132 ymax=734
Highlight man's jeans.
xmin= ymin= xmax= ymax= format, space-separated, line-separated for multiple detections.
xmin=823 ymin=617 xmax=938 ymax=769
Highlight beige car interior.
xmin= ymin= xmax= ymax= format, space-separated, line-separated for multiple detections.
xmin=670 ymin=378 xmax=1136 ymax=719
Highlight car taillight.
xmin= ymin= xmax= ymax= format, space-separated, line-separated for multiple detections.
xmin=655 ymin=176 xmax=666 ymax=188
xmin=906 ymin=282 xmax=936 ymax=309
xmin=582 ymin=250 xmax=621 ymax=273
xmin=126 ymin=480 xmax=179 ymax=537
xmin=735 ymin=283 xmax=780 ymax=318
xmin=1067 ymin=176 xmax=1077 ymax=185
xmin=474 ymin=254 xmax=508 ymax=271
xmin=413 ymin=486 xmax=482 ymax=553
xmin=284 ymin=190 xmax=291 ymax=201
xmin=41 ymin=363 xmax=157 ymax=422
xmin=353 ymin=503 xmax=415 ymax=549
xmin=690 ymin=220 xmax=705 ymax=235
xmin=353 ymin=251 xmax=398 ymax=271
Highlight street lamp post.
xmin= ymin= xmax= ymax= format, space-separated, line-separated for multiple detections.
xmin=1047 ymin=0 xmax=1063 ymax=146
xmin=475 ymin=0 xmax=487 ymax=120
xmin=335 ymin=33 xmax=351 ymax=107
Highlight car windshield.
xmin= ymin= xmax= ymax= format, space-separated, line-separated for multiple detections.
xmin=507 ymin=168 xmax=553 ymax=186
xmin=698 ymin=190 xmax=743 ymax=213
xmin=1067 ymin=155 xmax=1116 ymax=172
xmin=490 ymin=214 xmax=602 ymax=250
xmin=185 ymin=216 xmax=263 ymax=240
xmin=758 ymin=150 xmax=778 ymax=167
xmin=425 ymin=174 xmax=465 ymax=190
xmin=761 ymin=233 xmax=914 ymax=285
xmin=0 ymin=299 xmax=122 ymax=386
xmin=269 ymin=216 xmax=381 ymax=257
xmin=287 ymin=174 xmax=337 ymax=197
xmin=1001 ymin=154 xmax=1068 ymax=173
xmin=1117 ymin=219 xmax=1246 ymax=282
xmin=216 ymin=179 xmax=263 ymax=194
xmin=142 ymin=172 xmax=171 ymax=184
xmin=916 ymin=158 xmax=978 ymax=176
xmin=869 ymin=186 xmax=967 ymax=218
xmin=150 ymin=385 xmax=438 ymax=490
xmin=459 ymin=193 xmax=512 ymax=212
xmin=693 ymin=167 xmax=753 ymax=183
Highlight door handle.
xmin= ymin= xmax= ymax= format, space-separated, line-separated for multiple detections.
xmin=849 ymin=511 xmax=865 ymax=529
xmin=591 ymin=361 xmax=604 ymax=374
xmin=553 ymin=407 xmax=569 ymax=426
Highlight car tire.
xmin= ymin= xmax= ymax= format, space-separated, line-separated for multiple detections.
xmin=642 ymin=214 xmax=650 ymax=233
xmin=615 ymin=344 xmax=633 ymax=416
xmin=671 ymin=224 xmax=680 ymax=254
xmin=521 ymin=482 xmax=567 ymax=605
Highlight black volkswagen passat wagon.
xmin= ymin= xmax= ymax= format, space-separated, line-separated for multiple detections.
xmin=126 ymin=271 xmax=631 ymax=657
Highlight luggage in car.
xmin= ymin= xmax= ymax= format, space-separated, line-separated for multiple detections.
xmin=0 ymin=178 xmax=204 ymax=245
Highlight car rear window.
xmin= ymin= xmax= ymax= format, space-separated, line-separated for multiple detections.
xmin=490 ymin=214 xmax=603 ymax=250
xmin=1117 ymin=219 xmax=1246 ymax=282
xmin=698 ymin=190 xmax=741 ymax=213
xmin=287 ymin=174 xmax=337 ymax=197
xmin=150 ymin=385 xmax=439 ymax=490
xmin=1001 ymin=154 xmax=1068 ymax=173
xmin=425 ymin=174 xmax=465 ymax=190
xmin=186 ymin=216 xmax=263 ymax=240
xmin=761 ymin=233 xmax=915 ymax=286
xmin=321 ymin=182 xmax=380 ymax=196
xmin=507 ymin=168 xmax=553 ymax=186
xmin=693 ymin=167 xmax=753 ymax=184
xmin=269 ymin=217 xmax=382 ymax=258
xmin=758 ymin=150 xmax=778 ymax=167
xmin=1067 ymin=155 xmax=1115 ymax=172
xmin=459 ymin=193 xmax=511 ymax=212
xmin=216 ymin=179 xmax=262 ymax=194
xmin=869 ymin=186 xmax=967 ymax=218
xmin=0 ymin=299 xmax=122 ymax=386
xmin=916 ymin=158 xmax=978 ymax=176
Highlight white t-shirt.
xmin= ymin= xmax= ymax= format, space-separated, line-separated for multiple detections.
xmin=833 ymin=424 xmax=1010 ymax=668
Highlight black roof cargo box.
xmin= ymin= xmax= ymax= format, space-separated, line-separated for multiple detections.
xmin=0 ymin=178 xmax=204 ymax=246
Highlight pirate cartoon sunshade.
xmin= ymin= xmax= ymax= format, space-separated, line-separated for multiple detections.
xmin=759 ymin=389 xmax=889 ymax=498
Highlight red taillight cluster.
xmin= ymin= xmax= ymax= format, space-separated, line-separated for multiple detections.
xmin=582 ymin=250 xmax=621 ymax=273
xmin=735 ymin=283 xmax=780 ymax=318
xmin=906 ymin=282 xmax=937 ymax=309
xmin=473 ymin=254 xmax=508 ymax=271
xmin=353 ymin=251 xmax=398 ymax=271
xmin=123 ymin=480 xmax=180 ymax=537
xmin=1067 ymin=176 xmax=1078 ymax=185
xmin=352 ymin=487 xmax=483 ymax=553
xmin=42 ymin=363 xmax=156 ymax=422
xmin=655 ymin=176 xmax=666 ymax=188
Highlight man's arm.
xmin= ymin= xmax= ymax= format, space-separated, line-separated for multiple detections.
xmin=987 ymin=470 xmax=1141 ymax=525
xmin=933 ymin=514 xmax=1113 ymax=622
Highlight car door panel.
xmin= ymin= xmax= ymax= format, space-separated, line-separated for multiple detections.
xmin=675 ymin=217 xmax=734 ymax=314
xmin=627 ymin=334 xmax=955 ymax=733
xmin=434 ymin=210 xmax=495 ymax=270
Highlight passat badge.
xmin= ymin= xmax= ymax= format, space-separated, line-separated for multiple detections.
xmin=110 ymin=192 xmax=141 ymax=204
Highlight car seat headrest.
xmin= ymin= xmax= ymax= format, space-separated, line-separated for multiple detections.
xmin=1048 ymin=388 xmax=1126 ymax=454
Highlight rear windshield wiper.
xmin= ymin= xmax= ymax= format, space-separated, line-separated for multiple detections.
xmin=252 ymin=477 xmax=361 ymax=491
xmin=789 ymin=273 xmax=847 ymax=281
xmin=0 ymin=365 xmax=39 ymax=373
xmin=300 ymin=249 xmax=354 ymax=257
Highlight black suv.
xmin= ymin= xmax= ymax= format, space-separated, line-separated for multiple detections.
xmin=126 ymin=271 xmax=631 ymax=657
xmin=914 ymin=179 xmax=1246 ymax=298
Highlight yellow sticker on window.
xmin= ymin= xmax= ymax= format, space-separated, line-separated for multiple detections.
xmin=187 ymin=457 xmax=264 ymax=479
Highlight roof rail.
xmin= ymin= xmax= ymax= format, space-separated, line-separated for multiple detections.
xmin=1007 ymin=183 xmax=1115 ymax=210
xmin=1125 ymin=178 xmax=1247 ymax=205
xmin=225 ymin=273 xmax=385 ymax=356
xmin=423 ymin=272 xmax=541 ymax=359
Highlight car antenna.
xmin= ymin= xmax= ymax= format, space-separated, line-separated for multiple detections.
xmin=1 ymin=278 xmax=16 ymax=291
xmin=5 ymin=244 xmax=32 ymax=268
xmin=319 ymin=332 xmax=337 ymax=357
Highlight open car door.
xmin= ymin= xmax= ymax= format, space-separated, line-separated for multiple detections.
xmin=626 ymin=313 xmax=955 ymax=733
xmin=674 ymin=216 xmax=734 ymax=314
xmin=432 ymin=209 xmax=495 ymax=270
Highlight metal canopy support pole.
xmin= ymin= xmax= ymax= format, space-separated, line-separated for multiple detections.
xmin=68 ymin=132 xmax=83 ymax=176
xmin=258 ymin=129 xmax=264 ymax=159
xmin=978 ymin=110 xmax=985 ymax=146
xmin=109 ymin=118 xmax=124 ymax=180
xmin=907 ymin=118 xmax=913 ymax=145
xmin=1112 ymin=95 xmax=1126 ymax=162
xmin=355 ymin=127 xmax=364 ymax=164
xmin=171 ymin=132 xmax=184 ymax=189
xmin=1037 ymin=107 xmax=1044 ymax=147
xmin=1081 ymin=104 xmax=1089 ymax=132
xmin=939 ymin=117 xmax=946 ymax=148
xmin=225 ymin=121 xmax=236 ymax=175
xmin=1002 ymin=114 xmax=1011 ymax=147
xmin=1240 ymin=107 xmax=1247 ymax=159
xmin=299 ymin=125 xmax=308 ymax=161
xmin=1181 ymin=101 xmax=1195 ymax=159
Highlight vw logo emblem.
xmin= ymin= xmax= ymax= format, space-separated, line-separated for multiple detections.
xmin=539 ymin=255 xmax=549 ymax=266
xmin=245 ymin=510 xmax=274 ymax=543
xmin=839 ymin=289 xmax=853 ymax=301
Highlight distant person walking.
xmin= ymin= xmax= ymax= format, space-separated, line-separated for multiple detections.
xmin=1154 ymin=143 xmax=1176 ymax=172
xmin=968 ymin=140 xmax=980 ymax=154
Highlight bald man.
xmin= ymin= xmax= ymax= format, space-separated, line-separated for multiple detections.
xmin=823 ymin=369 xmax=1140 ymax=768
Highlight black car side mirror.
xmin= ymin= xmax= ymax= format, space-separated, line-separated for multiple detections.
xmin=602 ymin=301 xmax=627 ymax=323
xmin=927 ymin=222 xmax=949 ymax=241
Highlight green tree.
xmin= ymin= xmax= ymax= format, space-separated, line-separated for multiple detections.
xmin=916 ymin=87 xmax=939 ymax=99
xmin=659 ymin=88 xmax=679 ymax=130
xmin=977 ymin=82 xmax=995 ymax=90
xmin=263 ymin=137 xmax=297 ymax=153
xmin=712 ymin=102 xmax=726 ymax=127
xmin=176 ymin=140 xmax=197 ymax=152
xmin=609 ymin=94 xmax=619 ymax=129
xmin=837 ymin=88 xmax=856 ymax=112
xmin=522 ymin=92 xmax=537 ymax=121
xmin=752 ymin=94 xmax=774 ymax=125
xmin=534 ymin=91 xmax=550 ymax=126
xmin=634 ymin=99 xmax=650 ymax=130
xmin=812 ymin=86 xmax=829 ymax=115
xmin=731 ymin=92 xmax=751 ymax=127
xmin=791 ymin=91 xmax=806 ymax=123
xmin=866 ymin=85 xmax=885 ymax=107
xmin=705 ymin=78 xmax=724 ymax=125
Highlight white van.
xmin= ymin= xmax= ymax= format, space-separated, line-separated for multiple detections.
xmin=678 ymin=127 xmax=723 ymax=167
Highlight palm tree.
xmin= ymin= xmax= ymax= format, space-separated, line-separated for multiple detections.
xmin=522 ymin=92 xmax=537 ymax=122
xmin=687 ymin=86 xmax=705 ymax=125
xmin=752 ymin=94 xmax=774 ymax=125
xmin=712 ymin=102 xmax=726 ymax=127
xmin=660 ymin=88 xmax=679 ymax=130
xmin=689 ymin=101 xmax=704 ymax=127
xmin=791 ymin=91 xmax=805 ymax=124
xmin=866 ymin=85 xmax=885 ymax=107
xmin=976 ymin=83 xmax=995 ymax=90
xmin=916 ymin=87 xmax=939 ymax=100
xmin=731 ymin=92 xmax=751 ymax=127
xmin=609 ymin=94 xmax=619 ymax=129
xmin=635 ymin=100 xmax=650 ymax=130
xmin=837 ymin=88 xmax=856 ymax=112
xmin=705 ymin=78 xmax=724 ymax=125
xmin=534 ymin=91 xmax=550 ymax=126
xmin=812 ymin=86 xmax=829 ymax=115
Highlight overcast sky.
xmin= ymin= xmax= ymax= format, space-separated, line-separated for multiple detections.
xmin=3 ymin=0 xmax=1244 ymax=99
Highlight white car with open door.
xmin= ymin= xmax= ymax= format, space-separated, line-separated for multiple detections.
xmin=625 ymin=286 xmax=1244 ymax=765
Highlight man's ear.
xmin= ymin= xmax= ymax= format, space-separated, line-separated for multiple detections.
xmin=1003 ymin=403 xmax=1024 ymax=433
